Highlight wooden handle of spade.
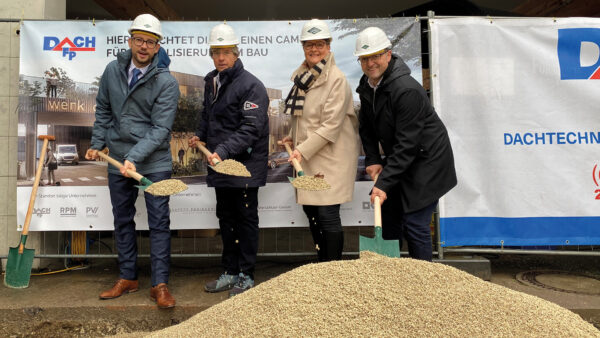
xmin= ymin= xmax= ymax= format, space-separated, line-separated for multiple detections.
xmin=281 ymin=142 xmax=304 ymax=175
xmin=20 ymin=135 xmax=55 ymax=252
xmin=97 ymin=151 xmax=144 ymax=182
xmin=374 ymin=174 xmax=382 ymax=228
xmin=374 ymin=196 xmax=382 ymax=228
xmin=196 ymin=142 xmax=220 ymax=165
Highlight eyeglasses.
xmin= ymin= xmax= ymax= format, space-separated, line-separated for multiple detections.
xmin=130 ymin=37 xmax=158 ymax=48
xmin=211 ymin=49 xmax=234 ymax=57
xmin=303 ymin=41 xmax=328 ymax=50
xmin=358 ymin=52 xmax=388 ymax=64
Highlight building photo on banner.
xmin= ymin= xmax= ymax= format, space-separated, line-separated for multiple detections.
xmin=431 ymin=17 xmax=600 ymax=246
xmin=16 ymin=18 xmax=422 ymax=231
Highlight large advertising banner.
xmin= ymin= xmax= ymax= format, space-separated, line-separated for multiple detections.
xmin=431 ymin=17 xmax=600 ymax=246
xmin=17 ymin=18 xmax=422 ymax=230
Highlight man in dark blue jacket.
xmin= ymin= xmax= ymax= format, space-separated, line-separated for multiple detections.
xmin=85 ymin=14 xmax=179 ymax=308
xmin=189 ymin=24 xmax=269 ymax=297
xmin=355 ymin=27 xmax=456 ymax=261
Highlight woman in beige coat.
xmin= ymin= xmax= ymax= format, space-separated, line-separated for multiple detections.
xmin=282 ymin=19 xmax=359 ymax=261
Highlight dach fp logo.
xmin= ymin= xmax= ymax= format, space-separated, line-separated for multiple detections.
xmin=33 ymin=207 xmax=51 ymax=217
xmin=43 ymin=36 xmax=96 ymax=60
xmin=557 ymin=28 xmax=600 ymax=80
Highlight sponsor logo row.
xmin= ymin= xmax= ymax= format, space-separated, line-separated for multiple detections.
xmin=33 ymin=207 xmax=100 ymax=218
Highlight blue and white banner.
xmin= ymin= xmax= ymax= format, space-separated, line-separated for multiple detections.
xmin=431 ymin=17 xmax=600 ymax=246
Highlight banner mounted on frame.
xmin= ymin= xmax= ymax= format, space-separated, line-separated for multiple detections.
xmin=17 ymin=18 xmax=422 ymax=230
xmin=431 ymin=17 xmax=600 ymax=246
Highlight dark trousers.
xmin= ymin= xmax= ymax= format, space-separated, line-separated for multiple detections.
xmin=381 ymin=192 xmax=437 ymax=261
xmin=108 ymin=171 xmax=171 ymax=286
xmin=302 ymin=204 xmax=344 ymax=261
xmin=215 ymin=187 xmax=259 ymax=278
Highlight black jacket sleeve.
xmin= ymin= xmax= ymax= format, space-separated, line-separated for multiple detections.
xmin=358 ymin=97 xmax=384 ymax=168
xmin=375 ymin=89 xmax=425 ymax=193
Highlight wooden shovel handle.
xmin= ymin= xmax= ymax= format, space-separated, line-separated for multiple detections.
xmin=373 ymin=174 xmax=382 ymax=228
xmin=374 ymin=196 xmax=382 ymax=228
xmin=282 ymin=142 xmax=303 ymax=174
xmin=21 ymin=136 xmax=53 ymax=239
xmin=196 ymin=142 xmax=219 ymax=165
xmin=96 ymin=151 xmax=144 ymax=182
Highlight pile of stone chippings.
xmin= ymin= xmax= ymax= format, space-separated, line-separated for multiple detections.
xmin=146 ymin=252 xmax=600 ymax=337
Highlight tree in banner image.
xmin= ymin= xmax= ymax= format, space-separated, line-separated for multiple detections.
xmin=171 ymin=88 xmax=205 ymax=176
xmin=331 ymin=18 xmax=421 ymax=68
xmin=19 ymin=76 xmax=43 ymax=97
xmin=173 ymin=88 xmax=202 ymax=133
xmin=44 ymin=67 xmax=76 ymax=98
xmin=89 ymin=76 xmax=101 ymax=95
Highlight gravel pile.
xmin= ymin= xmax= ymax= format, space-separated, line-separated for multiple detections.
xmin=144 ymin=252 xmax=600 ymax=337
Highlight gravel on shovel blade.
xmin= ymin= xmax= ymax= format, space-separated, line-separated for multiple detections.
xmin=144 ymin=179 xmax=188 ymax=196
xmin=291 ymin=175 xmax=331 ymax=191
xmin=144 ymin=252 xmax=600 ymax=337
xmin=215 ymin=159 xmax=251 ymax=177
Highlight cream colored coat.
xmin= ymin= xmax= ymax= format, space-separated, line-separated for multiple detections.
xmin=291 ymin=53 xmax=359 ymax=205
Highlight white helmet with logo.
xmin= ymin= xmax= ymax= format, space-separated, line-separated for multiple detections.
xmin=354 ymin=27 xmax=392 ymax=57
xmin=209 ymin=23 xmax=239 ymax=47
xmin=300 ymin=19 xmax=332 ymax=42
xmin=129 ymin=14 xmax=163 ymax=40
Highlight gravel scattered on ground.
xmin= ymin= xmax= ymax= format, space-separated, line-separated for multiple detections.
xmin=141 ymin=252 xmax=600 ymax=337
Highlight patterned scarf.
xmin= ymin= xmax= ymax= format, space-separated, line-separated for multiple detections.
xmin=283 ymin=54 xmax=329 ymax=116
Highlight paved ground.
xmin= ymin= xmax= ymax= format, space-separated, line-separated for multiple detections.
xmin=18 ymin=161 xmax=109 ymax=187
xmin=0 ymin=253 xmax=599 ymax=336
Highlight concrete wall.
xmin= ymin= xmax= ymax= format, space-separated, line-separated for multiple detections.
xmin=0 ymin=0 xmax=65 ymax=270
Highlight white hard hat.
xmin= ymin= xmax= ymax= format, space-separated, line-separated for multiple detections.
xmin=300 ymin=19 xmax=332 ymax=42
xmin=129 ymin=14 xmax=163 ymax=40
xmin=209 ymin=23 xmax=239 ymax=47
xmin=354 ymin=27 xmax=392 ymax=57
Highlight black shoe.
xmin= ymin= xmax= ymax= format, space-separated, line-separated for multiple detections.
xmin=228 ymin=273 xmax=254 ymax=297
xmin=205 ymin=273 xmax=239 ymax=293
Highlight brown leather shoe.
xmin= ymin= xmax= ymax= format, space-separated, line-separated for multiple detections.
xmin=150 ymin=283 xmax=176 ymax=309
xmin=99 ymin=279 xmax=139 ymax=299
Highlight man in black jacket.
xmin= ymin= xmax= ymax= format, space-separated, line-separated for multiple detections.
xmin=189 ymin=23 xmax=269 ymax=296
xmin=355 ymin=27 xmax=457 ymax=261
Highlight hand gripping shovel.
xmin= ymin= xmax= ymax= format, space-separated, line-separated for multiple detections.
xmin=5 ymin=135 xmax=55 ymax=288
xmin=280 ymin=141 xmax=330 ymax=191
xmin=196 ymin=142 xmax=251 ymax=177
xmin=359 ymin=175 xmax=400 ymax=258
xmin=97 ymin=151 xmax=187 ymax=196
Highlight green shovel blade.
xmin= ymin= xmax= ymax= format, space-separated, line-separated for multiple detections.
xmin=135 ymin=176 xmax=153 ymax=191
xmin=4 ymin=245 xmax=35 ymax=289
xmin=359 ymin=227 xmax=401 ymax=258
xmin=287 ymin=170 xmax=304 ymax=183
